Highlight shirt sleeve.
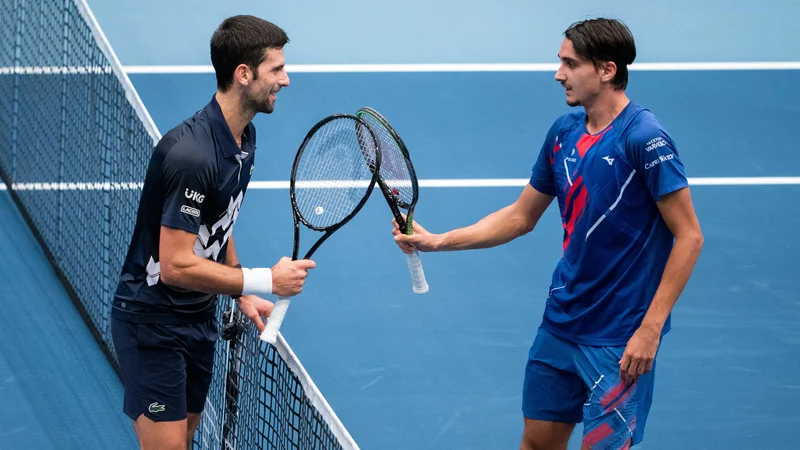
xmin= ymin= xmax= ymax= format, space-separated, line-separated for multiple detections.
xmin=624 ymin=118 xmax=689 ymax=201
xmin=160 ymin=140 xmax=216 ymax=234
xmin=529 ymin=119 xmax=560 ymax=196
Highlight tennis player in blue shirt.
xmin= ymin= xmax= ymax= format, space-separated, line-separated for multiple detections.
xmin=393 ymin=18 xmax=704 ymax=449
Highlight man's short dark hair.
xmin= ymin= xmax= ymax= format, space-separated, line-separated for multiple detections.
xmin=210 ymin=15 xmax=289 ymax=91
xmin=564 ymin=18 xmax=636 ymax=90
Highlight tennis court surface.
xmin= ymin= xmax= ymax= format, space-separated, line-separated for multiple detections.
xmin=2 ymin=1 xmax=799 ymax=449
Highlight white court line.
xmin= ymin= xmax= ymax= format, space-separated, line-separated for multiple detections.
xmin=687 ymin=177 xmax=800 ymax=186
xmin=119 ymin=61 xmax=800 ymax=74
xmin=2 ymin=177 xmax=799 ymax=192
xmin=5 ymin=61 xmax=798 ymax=76
xmin=2 ymin=182 xmax=143 ymax=191
xmin=0 ymin=66 xmax=110 ymax=75
xmin=412 ymin=177 xmax=800 ymax=188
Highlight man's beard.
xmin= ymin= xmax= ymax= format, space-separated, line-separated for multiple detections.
xmin=244 ymin=88 xmax=274 ymax=115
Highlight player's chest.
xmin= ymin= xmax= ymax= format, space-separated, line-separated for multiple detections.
xmin=203 ymin=153 xmax=255 ymax=219
xmin=551 ymin=129 xmax=619 ymax=193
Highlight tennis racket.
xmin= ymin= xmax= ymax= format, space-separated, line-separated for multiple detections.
xmin=259 ymin=114 xmax=381 ymax=345
xmin=355 ymin=107 xmax=429 ymax=294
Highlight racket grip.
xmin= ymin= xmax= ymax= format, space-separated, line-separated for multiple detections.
xmin=260 ymin=296 xmax=291 ymax=345
xmin=405 ymin=250 xmax=429 ymax=294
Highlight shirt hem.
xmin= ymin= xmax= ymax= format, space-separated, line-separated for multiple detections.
xmin=656 ymin=181 xmax=690 ymax=200
xmin=111 ymin=300 xmax=216 ymax=325
xmin=540 ymin=320 xmax=671 ymax=347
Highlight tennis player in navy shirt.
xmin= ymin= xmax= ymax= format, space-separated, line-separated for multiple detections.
xmin=111 ymin=16 xmax=316 ymax=449
xmin=393 ymin=18 xmax=704 ymax=449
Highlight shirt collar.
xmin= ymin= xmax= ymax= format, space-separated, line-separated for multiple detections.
xmin=204 ymin=95 xmax=249 ymax=159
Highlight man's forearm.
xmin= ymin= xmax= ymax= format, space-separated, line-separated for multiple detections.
xmin=225 ymin=235 xmax=241 ymax=268
xmin=437 ymin=204 xmax=537 ymax=251
xmin=160 ymin=255 xmax=245 ymax=295
xmin=640 ymin=233 xmax=704 ymax=331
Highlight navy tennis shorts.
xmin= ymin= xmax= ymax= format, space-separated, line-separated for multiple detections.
xmin=111 ymin=317 xmax=218 ymax=422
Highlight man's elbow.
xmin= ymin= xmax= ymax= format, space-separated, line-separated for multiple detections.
xmin=159 ymin=262 xmax=179 ymax=286
xmin=680 ymin=229 xmax=704 ymax=253
xmin=520 ymin=220 xmax=536 ymax=236
xmin=518 ymin=214 xmax=539 ymax=236
xmin=159 ymin=258 xmax=190 ymax=287
xmin=694 ymin=231 xmax=704 ymax=252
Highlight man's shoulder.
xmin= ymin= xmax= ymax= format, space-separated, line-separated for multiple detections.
xmin=620 ymin=104 xmax=670 ymax=146
xmin=154 ymin=111 xmax=217 ymax=166
xmin=549 ymin=110 xmax=585 ymax=136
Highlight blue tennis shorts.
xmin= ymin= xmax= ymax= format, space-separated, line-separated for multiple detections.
xmin=522 ymin=327 xmax=657 ymax=449
xmin=111 ymin=317 xmax=218 ymax=422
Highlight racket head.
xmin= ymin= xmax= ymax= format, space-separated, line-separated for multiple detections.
xmin=355 ymin=107 xmax=419 ymax=231
xmin=289 ymin=114 xmax=381 ymax=236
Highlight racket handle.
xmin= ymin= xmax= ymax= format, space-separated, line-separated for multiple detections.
xmin=260 ymin=296 xmax=291 ymax=344
xmin=405 ymin=250 xmax=429 ymax=294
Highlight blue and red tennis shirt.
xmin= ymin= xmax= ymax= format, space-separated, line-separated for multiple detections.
xmin=530 ymin=102 xmax=689 ymax=346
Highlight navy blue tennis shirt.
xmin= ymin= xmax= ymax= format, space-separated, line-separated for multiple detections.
xmin=112 ymin=96 xmax=256 ymax=324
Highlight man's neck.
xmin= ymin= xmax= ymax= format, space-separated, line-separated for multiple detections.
xmin=214 ymin=90 xmax=254 ymax=148
xmin=583 ymin=90 xmax=630 ymax=135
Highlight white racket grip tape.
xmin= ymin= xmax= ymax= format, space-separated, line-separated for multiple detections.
xmin=260 ymin=297 xmax=291 ymax=344
xmin=406 ymin=250 xmax=429 ymax=294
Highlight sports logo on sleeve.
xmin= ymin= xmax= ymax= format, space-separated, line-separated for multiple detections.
xmin=181 ymin=205 xmax=201 ymax=217
xmin=645 ymin=137 xmax=667 ymax=152
xmin=644 ymin=153 xmax=675 ymax=170
xmin=184 ymin=189 xmax=205 ymax=203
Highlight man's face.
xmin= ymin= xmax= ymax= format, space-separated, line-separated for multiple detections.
xmin=554 ymin=38 xmax=603 ymax=107
xmin=244 ymin=48 xmax=290 ymax=114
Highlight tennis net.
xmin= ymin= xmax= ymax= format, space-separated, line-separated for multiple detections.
xmin=0 ymin=0 xmax=357 ymax=448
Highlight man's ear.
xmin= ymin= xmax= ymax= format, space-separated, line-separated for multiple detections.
xmin=233 ymin=64 xmax=253 ymax=87
xmin=600 ymin=61 xmax=617 ymax=84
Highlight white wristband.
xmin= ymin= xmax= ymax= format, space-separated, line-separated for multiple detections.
xmin=241 ymin=267 xmax=272 ymax=296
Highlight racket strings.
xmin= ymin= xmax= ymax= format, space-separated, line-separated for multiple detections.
xmin=294 ymin=118 xmax=378 ymax=229
xmin=358 ymin=114 xmax=415 ymax=206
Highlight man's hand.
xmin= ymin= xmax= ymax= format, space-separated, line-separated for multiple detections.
xmin=271 ymin=257 xmax=316 ymax=297
xmin=392 ymin=216 xmax=441 ymax=253
xmin=619 ymin=325 xmax=661 ymax=385
xmin=236 ymin=295 xmax=273 ymax=333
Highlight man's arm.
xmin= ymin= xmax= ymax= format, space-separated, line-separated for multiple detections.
xmin=619 ymin=187 xmax=704 ymax=383
xmin=159 ymin=227 xmax=253 ymax=294
xmin=641 ymin=187 xmax=704 ymax=331
xmin=225 ymin=235 xmax=241 ymax=269
xmin=223 ymin=235 xmax=276 ymax=333
xmin=394 ymin=184 xmax=555 ymax=252
xmin=159 ymin=227 xmax=315 ymax=297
